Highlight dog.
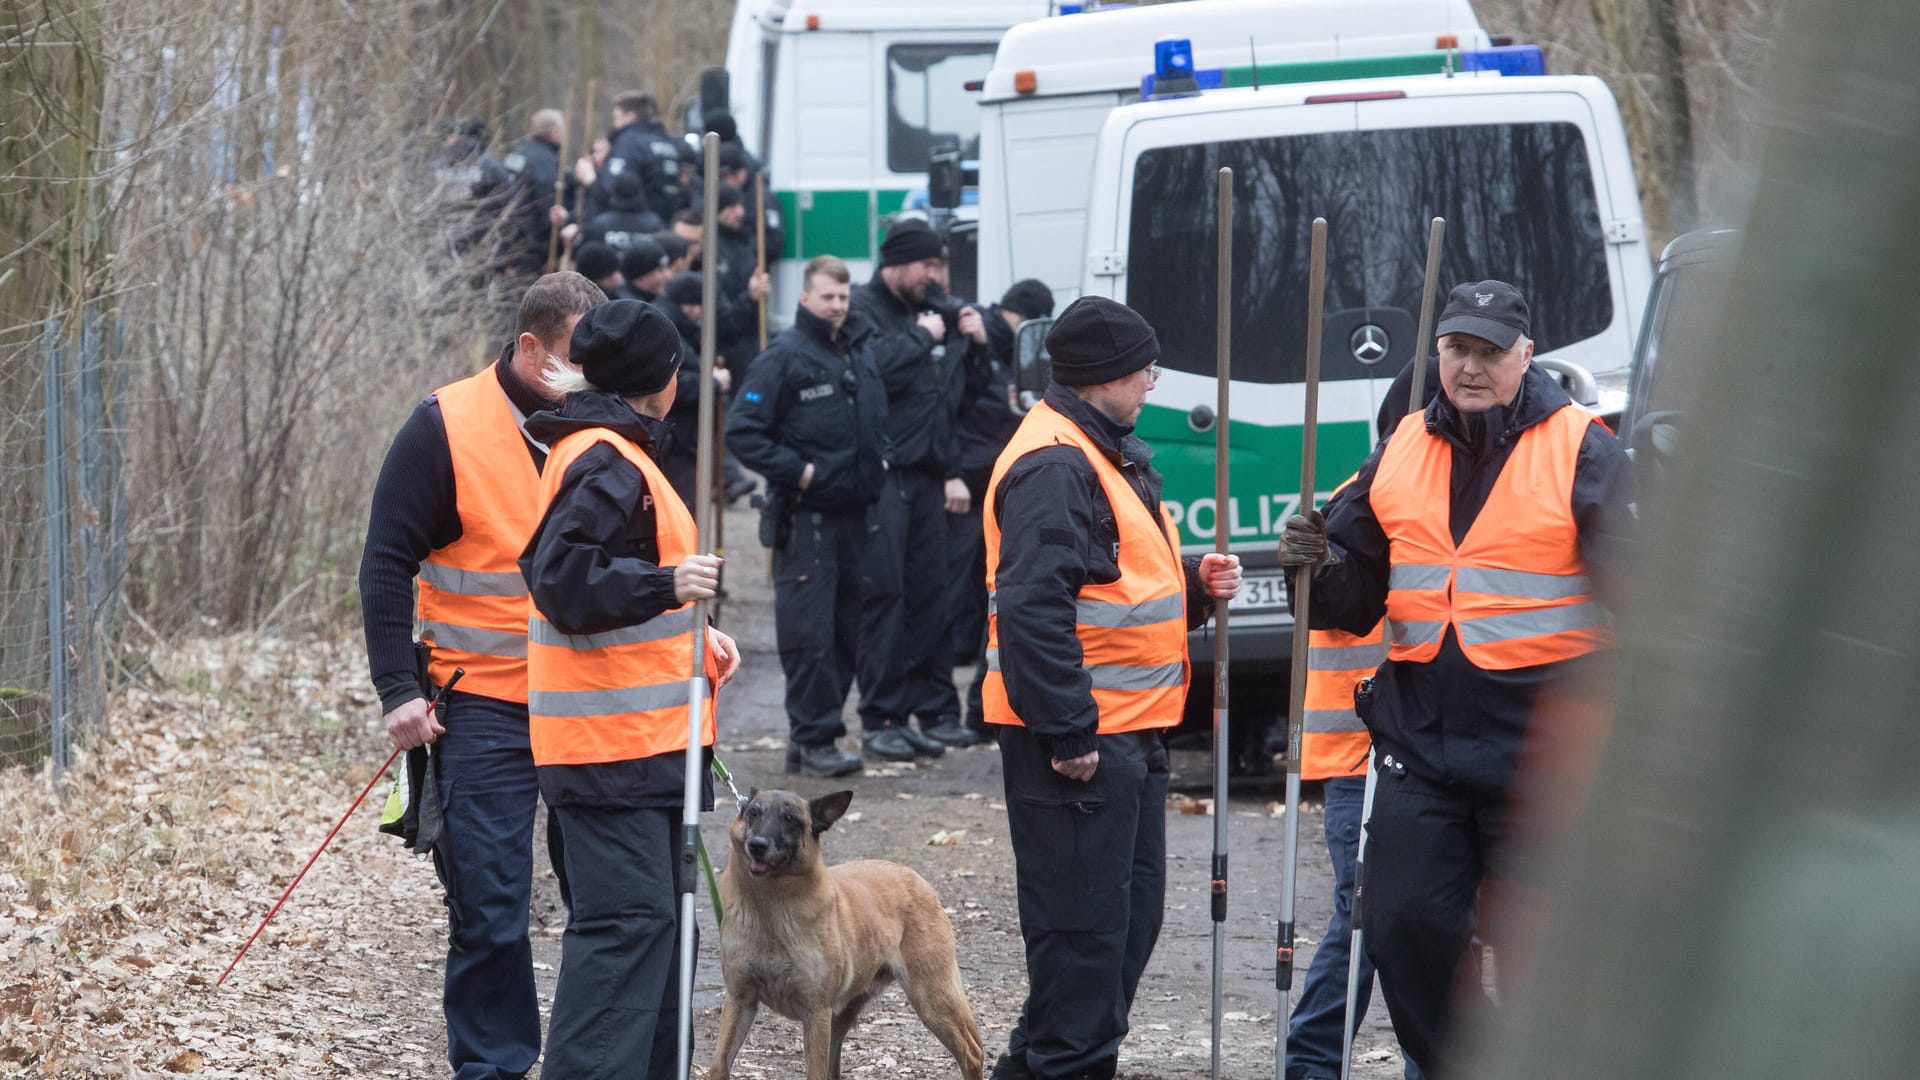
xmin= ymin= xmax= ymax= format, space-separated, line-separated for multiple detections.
xmin=708 ymin=788 xmax=985 ymax=1080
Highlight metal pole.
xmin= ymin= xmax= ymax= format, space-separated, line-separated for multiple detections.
xmin=678 ymin=130 xmax=723 ymax=1080
xmin=42 ymin=319 xmax=69 ymax=784
xmin=1209 ymin=165 xmax=1233 ymax=1080
xmin=78 ymin=311 xmax=104 ymax=733
xmin=1406 ymin=218 xmax=1445 ymax=414
xmin=1339 ymin=750 xmax=1380 ymax=1080
xmin=1277 ymin=216 xmax=1327 ymax=1080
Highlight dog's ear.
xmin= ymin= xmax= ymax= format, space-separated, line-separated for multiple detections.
xmin=808 ymin=790 xmax=854 ymax=835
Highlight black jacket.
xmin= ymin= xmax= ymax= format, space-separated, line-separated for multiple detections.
xmin=727 ymin=304 xmax=891 ymax=511
xmin=479 ymin=134 xmax=573 ymax=275
xmin=603 ymin=119 xmax=688 ymax=220
xmin=850 ymin=272 xmax=975 ymax=476
xmin=517 ymin=390 xmax=712 ymax=810
xmin=708 ymin=223 xmax=762 ymax=365
xmin=990 ymin=383 xmax=1216 ymax=761
xmin=657 ymin=301 xmax=706 ymax=499
xmin=358 ymin=348 xmax=550 ymax=712
xmin=953 ymin=305 xmax=1022 ymax=501
xmin=583 ymin=206 xmax=666 ymax=255
xmin=1306 ymin=363 xmax=1631 ymax=799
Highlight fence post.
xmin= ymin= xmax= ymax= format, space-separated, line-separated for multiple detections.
xmin=78 ymin=309 xmax=105 ymax=737
xmin=42 ymin=319 xmax=70 ymax=783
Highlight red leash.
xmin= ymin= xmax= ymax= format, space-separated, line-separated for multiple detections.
xmin=216 ymin=668 xmax=463 ymax=986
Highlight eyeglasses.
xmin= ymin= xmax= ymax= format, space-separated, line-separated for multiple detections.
xmin=1145 ymin=365 xmax=1163 ymax=385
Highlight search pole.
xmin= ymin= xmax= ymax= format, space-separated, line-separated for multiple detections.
xmin=1276 ymin=216 xmax=1327 ymax=1080
xmin=678 ymin=130 xmax=723 ymax=1080
xmin=547 ymin=82 xmax=576 ymax=274
xmin=1406 ymin=217 xmax=1445 ymax=413
xmin=1208 ymin=165 xmax=1234 ymax=1080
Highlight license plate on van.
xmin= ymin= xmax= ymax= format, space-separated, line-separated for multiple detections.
xmin=1228 ymin=570 xmax=1288 ymax=612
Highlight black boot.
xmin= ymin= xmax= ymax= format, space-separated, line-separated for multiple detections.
xmin=896 ymin=725 xmax=948 ymax=758
xmin=923 ymin=719 xmax=985 ymax=748
xmin=861 ymin=728 xmax=918 ymax=762
xmin=788 ymin=741 xmax=862 ymax=778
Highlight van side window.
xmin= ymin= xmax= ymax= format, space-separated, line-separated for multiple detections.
xmin=1128 ymin=122 xmax=1613 ymax=384
xmin=885 ymin=44 xmax=996 ymax=175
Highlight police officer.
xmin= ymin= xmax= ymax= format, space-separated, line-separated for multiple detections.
xmin=849 ymin=219 xmax=983 ymax=760
xmin=707 ymin=185 xmax=772 ymax=372
xmin=983 ymin=296 xmax=1240 ymax=1080
xmin=1280 ymin=281 xmax=1629 ymax=1076
xmin=654 ymin=272 xmax=719 ymax=502
xmin=615 ymin=238 xmax=672 ymax=305
xmin=474 ymin=109 xmax=575 ymax=279
xmin=573 ymin=242 xmax=623 ymax=299
xmin=727 ymin=255 xmax=889 ymax=778
xmin=358 ymin=271 xmax=607 ymax=1080
xmin=949 ymin=279 xmax=1054 ymax=737
xmin=520 ymin=299 xmax=741 ymax=1079
xmin=602 ymin=91 xmax=689 ymax=222
xmin=580 ymin=171 xmax=665 ymax=254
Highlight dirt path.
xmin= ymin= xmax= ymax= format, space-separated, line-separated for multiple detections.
xmin=0 ymin=501 xmax=1410 ymax=1078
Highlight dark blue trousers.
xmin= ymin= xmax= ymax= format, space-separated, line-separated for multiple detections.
xmin=1286 ymin=777 xmax=1425 ymax=1080
xmin=430 ymin=691 xmax=549 ymax=1080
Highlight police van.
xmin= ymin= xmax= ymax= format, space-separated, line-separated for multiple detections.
xmin=984 ymin=5 xmax=1654 ymax=719
xmin=720 ymin=0 xmax=1052 ymax=311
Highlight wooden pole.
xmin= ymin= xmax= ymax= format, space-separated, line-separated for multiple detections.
xmin=1407 ymin=217 xmax=1446 ymax=415
xmin=546 ymin=82 xmax=576 ymax=274
xmin=571 ymin=78 xmax=597 ymax=241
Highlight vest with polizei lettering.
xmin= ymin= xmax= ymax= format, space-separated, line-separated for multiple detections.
xmin=415 ymin=365 xmax=542 ymax=702
xmin=981 ymin=401 xmax=1190 ymax=735
xmin=1372 ymin=404 xmax=1611 ymax=671
xmin=1301 ymin=622 xmax=1386 ymax=781
xmin=525 ymin=429 xmax=717 ymax=766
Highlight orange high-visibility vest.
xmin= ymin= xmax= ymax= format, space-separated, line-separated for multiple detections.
xmin=981 ymin=401 xmax=1190 ymax=735
xmin=525 ymin=429 xmax=718 ymax=766
xmin=1301 ymin=622 xmax=1385 ymax=781
xmin=415 ymin=365 xmax=543 ymax=702
xmin=1371 ymin=404 xmax=1611 ymax=671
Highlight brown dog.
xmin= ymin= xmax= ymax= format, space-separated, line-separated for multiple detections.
xmin=708 ymin=789 xmax=985 ymax=1080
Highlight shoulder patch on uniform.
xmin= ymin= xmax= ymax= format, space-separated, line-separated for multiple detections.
xmin=1039 ymin=527 xmax=1077 ymax=549
xmin=743 ymin=390 xmax=761 ymax=403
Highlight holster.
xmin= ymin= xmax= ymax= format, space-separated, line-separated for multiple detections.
xmin=756 ymin=487 xmax=796 ymax=551
xmin=1353 ymin=675 xmax=1376 ymax=724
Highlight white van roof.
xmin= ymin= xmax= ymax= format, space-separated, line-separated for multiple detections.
xmin=982 ymin=0 xmax=1486 ymax=102
xmin=772 ymin=0 xmax=1052 ymax=34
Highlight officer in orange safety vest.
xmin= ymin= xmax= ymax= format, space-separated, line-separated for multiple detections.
xmin=1278 ymin=280 xmax=1630 ymax=1078
xmin=519 ymin=299 xmax=740 ymax=1079
xmin=358 ymin=271 xmax=607 ymax=1079
xmin=982 ymin=296 xmax=1241 ymax=1080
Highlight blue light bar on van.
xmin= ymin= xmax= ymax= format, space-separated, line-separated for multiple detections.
xmin=1459 ymin=44 xmax=1546 ymax=77
xmin=1142 ymin=43 xmax=1549 ymax=98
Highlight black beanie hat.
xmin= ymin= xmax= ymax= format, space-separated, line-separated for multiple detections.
xmin=653 ymin=231 xmax=690 ymax=264
xmin=620 ymin=237 xmax=668 ymax=281
xmin=879 ymin=219 xmax=944 ymax=268
xmin=1044 ymin=296 xmax=1159 ymax=387
xmin=716 ymin=184 xmax=745 ymax=211
xmin=1000 ymin=278 xmax=1056 ymax=320
xmin=574 ymin=242 xmax=620 ymax=283
xmin=608 ymin=171 xmax=644 ymax=202
xmin=664 ymin=271 xmax=704 ymax=307
xmin=571 ymin=299 xmax=682 ymax=396
xmin=704 ymin=110 xmax=738 ymax=143
xmin=717 ymin=143 xmax=749 ymax=173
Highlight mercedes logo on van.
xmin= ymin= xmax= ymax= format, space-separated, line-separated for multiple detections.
xmin=1350 ymin=324 xmax=1390 ymax=365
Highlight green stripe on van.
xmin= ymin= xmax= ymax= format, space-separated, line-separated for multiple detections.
xmin=775 ymin=188 xmax=916 ymax=261
xmin=1221 ymin=52 xmax=1455 ymax=89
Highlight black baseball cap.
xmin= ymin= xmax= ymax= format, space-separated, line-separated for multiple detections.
xmin=1435 ymin=280 xmax=1530 ymax=350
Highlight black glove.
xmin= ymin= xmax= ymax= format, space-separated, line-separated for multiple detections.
xmin=1278 ymin=509 xmax=1331 ymax=571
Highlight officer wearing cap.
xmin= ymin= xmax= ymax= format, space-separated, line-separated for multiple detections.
xmin=616 ymin=237 xmax=671 ymax=305
xmin=983 ymin=296 xmax=1241 ymax=1080
xmin=849 ymin=219 xmax=987 ymax=761
xmin=520 ymin=299 xmax=742 ymax=1078
xmin=573 ymin=242 xmax=624 ymax=299
xmin=1279 ymin=280 xmax=1629 ymax=1076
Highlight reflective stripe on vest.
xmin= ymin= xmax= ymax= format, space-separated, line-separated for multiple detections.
xmin=979 ymin=401 xmax=1190 ymax=736
xmin=1301 ymin=621 xmax=1385 ymax=781
xmin=525 ymin=429 xmax=718 ymax=767
xmin=415 ymin=365 xmax=543 ymax=701
xmin=1371 ymin=403 xmax=1612 ymax=671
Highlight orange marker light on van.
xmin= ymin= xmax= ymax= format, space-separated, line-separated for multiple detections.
xmin=1435 ymin=34 xmax=1459 ymax=49
xmin=1014 ymin=70 xmax=1038 ymax=94
xmin=806 ymin=13 xmax=820 ymax=30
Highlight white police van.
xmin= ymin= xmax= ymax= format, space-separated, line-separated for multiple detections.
xmin=720 ymin=0 xmax=1053 ymax=312
xmin=986 ymin=5 xmax=1654 ymax=723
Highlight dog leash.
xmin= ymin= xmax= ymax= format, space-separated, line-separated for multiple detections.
xmin=711 ymin=753 xmax=750 ymax=810
xmin=695 ymin=754 xmax=750 ymax=926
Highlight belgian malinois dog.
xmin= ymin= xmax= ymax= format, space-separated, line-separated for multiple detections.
xmin=709 ymin=789 xmax=985 ymax=1080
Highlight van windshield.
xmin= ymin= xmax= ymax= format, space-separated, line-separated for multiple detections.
xmin=1127 ymin=122 xmax=1613 ymax=384
xmin=886 ymin=44 xmax=996 ymax=174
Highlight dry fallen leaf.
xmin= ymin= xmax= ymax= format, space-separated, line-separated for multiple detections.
xmin=1267 ymin=801 xmax=1287 ymax=817
xmin=162 ymin=1049 xmax=206 ymax=1073
xmin=1171 ymin=794 xmax=1213 ymax=816
xmin=928 ymin=830 xmax=967 ymax=846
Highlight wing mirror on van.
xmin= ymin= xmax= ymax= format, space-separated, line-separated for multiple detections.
xmin=1011 ymin=316 xmax=1055 ymax=414
xmin=1534 ymin=356 xmax=1601 ymax=408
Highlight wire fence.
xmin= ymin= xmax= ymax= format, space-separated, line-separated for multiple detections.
xmin=1 ymin=308 xmax=128 ymax=783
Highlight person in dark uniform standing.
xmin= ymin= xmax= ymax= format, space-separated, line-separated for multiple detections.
xmin=1279 ymin=281 xmax=1628 ymax=1076
xmin=983 ymin=297 xmax=1241 ymax=1080
xmin=652 ymin=272 xmax=721 ymax=503
xmin=473 ymin=109 xmax=575 ymax=280
xmin=727 ymin=255 xmax=889 ymax=778
xmin=949 ymin=279 xmax=1054 ymax=737
xmin=849 ymin=219 xmax=985 ymax=761
xmin=580 ymin=171 xmax=665 ymax=255
xmin=615 ymin=237 xmax=672 ymax=305
xmin=520 ymin=299 xmax=742 ymax=1079
xmin=358 ymin=272 xmax=608 ymax=1080
xmin=601 ymin=91 xmax=688 ymax=222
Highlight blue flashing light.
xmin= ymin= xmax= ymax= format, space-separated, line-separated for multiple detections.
xmin=1058 ymin=3 xmax=1082 ymax=13
xmin=1141 ymin=67 xmax=1224 ymax=100
xmin=1460 ymin=44 xmax=1547 ymax=77
xmin=1155 ymin=37 xmax=1195 ymax=81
